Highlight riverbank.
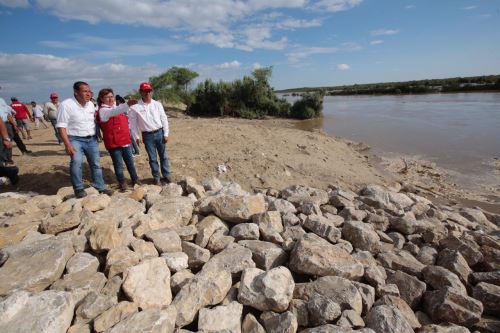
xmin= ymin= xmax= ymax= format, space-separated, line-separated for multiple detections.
xmin=2 ymin=112 xmax=499 ymax=214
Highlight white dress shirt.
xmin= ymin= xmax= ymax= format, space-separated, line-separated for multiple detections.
xmin=129 ymin=99 xmax=169 ymax=140
xmin=44 ymin=101 xmax=58 ymax=120
xmin=56 ymin=98 xmax=96 ymax=137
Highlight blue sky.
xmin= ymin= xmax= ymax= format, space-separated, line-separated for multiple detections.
xmin=0 ymin=0 xmax=499 ymax=102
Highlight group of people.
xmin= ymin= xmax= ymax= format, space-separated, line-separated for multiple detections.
xmin=0 ymin=81 xmax=172 ymax=198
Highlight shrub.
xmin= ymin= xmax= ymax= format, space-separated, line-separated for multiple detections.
xmin=290 ymin=93 xmax=323 ymax=119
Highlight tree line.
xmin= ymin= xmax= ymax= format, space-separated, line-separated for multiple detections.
xmin=128 ymin=66 xmax=323 ymax=120
xmin=276 ymin=75 xmax=500 ymax=96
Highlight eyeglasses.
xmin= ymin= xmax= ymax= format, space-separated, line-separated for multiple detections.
xmin=102 ymin=95 xmax=115 ymax=99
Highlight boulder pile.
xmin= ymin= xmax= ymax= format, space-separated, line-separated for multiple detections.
xmin=0 ymin=177 xmax=499 ymax=333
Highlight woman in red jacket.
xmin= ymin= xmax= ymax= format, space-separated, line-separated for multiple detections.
xmin=97 ymin=88 xmax=141 ymax=191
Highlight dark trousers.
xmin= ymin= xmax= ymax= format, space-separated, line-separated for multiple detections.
xmin=108 ymin=145 xmax=138 ymax=184
xmin=6 ymin=123 xmax=28 ymax=155
xmin=0 ymin=139 xmax=18 ymax=184
xmin=49 ymin=119 xmax=62 ymax=144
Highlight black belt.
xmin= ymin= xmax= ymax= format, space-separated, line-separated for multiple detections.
xmin=143 ymin=128 xmax=162 ymax=134
xmin=72 ymin=135 xmax=94 ymax=139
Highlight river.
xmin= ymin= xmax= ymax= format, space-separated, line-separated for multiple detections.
xmin=283 ymin=93 xmax=500 ymax=190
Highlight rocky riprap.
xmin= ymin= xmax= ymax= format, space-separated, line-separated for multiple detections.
xmin=0 ymin=177 xmax=499 ymax=333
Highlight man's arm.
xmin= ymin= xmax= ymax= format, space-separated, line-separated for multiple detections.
xmin=7 ymin=114 xmax=19 ymax=133
xmin=128 ymin=106 xmax=141 ymax=145
xmin=56 ymin=102 xmax=75 ymax=156
xmin=58 ymin=128 xmax=74 ymax=156
xmin=0 ymin=118 xmax=12 ymax=150
xmin=158 ymin=102 xmax=169 ymax=143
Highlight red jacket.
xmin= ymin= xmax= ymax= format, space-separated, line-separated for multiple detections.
xmin=97 ymin=107 xmax=131 ymax=150
xmin=10 ymin=102 xmax=30 ymax=120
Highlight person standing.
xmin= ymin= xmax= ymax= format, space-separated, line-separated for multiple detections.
xmin=96 ymin=88 xmax=140 ymax=192
xmin=31 ymin=101 xmax=48 ymax=129
xmin=129 ymin=82 xmax=171 ymax=186
xmin=56 ymin=81 xmax=112 ymax=198
xmin=10 ymin=97 xmax=33 ymax=140
xmin=116 ymin=94 xmax=140 ymax=156
xmin=44 ymin=92 xmax=63 ymax=144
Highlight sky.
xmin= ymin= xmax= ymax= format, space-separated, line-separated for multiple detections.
xmin=0 ymin=0 xmax=499 ymax=102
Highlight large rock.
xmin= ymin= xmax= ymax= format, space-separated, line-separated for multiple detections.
xmin=440 ymin=236 xmax=483 ymax=267
xmin=437 ymin=249 xmax=472 ymax=284
xmin=0 ymin=237 xmax=74 ymax=295
xmin=303 ymin=215 xmax=342 ymax=243
xmin=41 ymin=206 xmax=83 ymax=235
xmin=242 ymin=313 xmax=266 ymax=333
xmin=122 ymin=258 xmax=172 ymax=309
xmin=0 ymin=222 xmax=39 ymax=248
xmin=238 ymin=266 xmax=295 ymax=312
xmin=422 ymin=265 xmax=467 ymax=294
xmin=377 ymin=250 xmax=425 ymax=278
xmin=239 ymin=240 xmax=287 ymax=270
xmin=289 ymin=233 xmax=364 ymax=279
xmin=88 ymin=220 xmax=123 ymax=253
xmin=195 ymin=215 xmax=228 ymax=248
xmin=148 ymin=196 xmax=194 ymax=228
xmin=281 ymin=185 xmax=329 ymax=206
xmin=374 ymin=295 xmax=421 ymax=329
xmin=210 ymin=193 xmax=266 ymax=223
xmin=365 ymin=305 xmax=414 ymax=333
xmin=172 ymin=264 xmax=232 ymax=327
xmin=472 ymin=282 xmax=500 ymax=316
xmin=198 ymin=301 xmax=242 ymax=333
xmin=386 ymin=270 xmax=427 ymax=309
xmin=424 ymin=287 xmax=483 ymax=327
xmin=0 ymin=290 xmax=76 ymax=333
xmin=360 ymin=185 xmax=414 ymax=214
xmin=203 ymin=243 xmax=255 ymax=274
xmin=106 ymin=307 xmax=176 ymax=333
xmin=342 ymin=221 xmax=381 ymax=253
xmin=294 ymin=276 xmax=363 ymax=315
xmin=261 ymin=311 xmax=298 ymax=333
xmin=145 ymin=228 xmax=182 ymax=253
xmin=93 ymin=301 xmax=138 ymax=332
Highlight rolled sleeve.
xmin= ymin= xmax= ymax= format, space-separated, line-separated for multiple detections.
xmin=128 ymin=107 xmax=140 ymax=140
xmin=56 ymin=103 xmax=69 ymax=128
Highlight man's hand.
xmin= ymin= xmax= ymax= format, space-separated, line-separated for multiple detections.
xmin=65 ymin=143 xmax=75 ymax=156
xmin=2 ymin=139 xmax=12 ymax=149
xmin=163 ymin=136 xmax=168 ymax=144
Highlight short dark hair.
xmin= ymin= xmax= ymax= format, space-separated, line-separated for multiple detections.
xmin=30 ymin=101 xmax=36 ymax=104
xmin=11 ymin=97 xmax=17 ymax=101
xmin=115 ymin=95 xmax=126 ymax=105
xmin=97 ymin=88 xmax=114 ymax=106
xmin=73 ymin=81 xmax=89 ymax=91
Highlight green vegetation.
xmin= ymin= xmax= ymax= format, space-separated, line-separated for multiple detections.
xmin=276 ymin=74 xmax=500 ymax=96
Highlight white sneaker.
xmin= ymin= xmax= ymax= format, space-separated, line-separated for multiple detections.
xmin=0 ymin=177 xmax=10 ymax=186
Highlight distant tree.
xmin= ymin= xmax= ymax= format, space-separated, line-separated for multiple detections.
xmin=252 ymin=67 xmax=273 ymax=86
xmin=149 ymin=67 xmax=199 ymax=92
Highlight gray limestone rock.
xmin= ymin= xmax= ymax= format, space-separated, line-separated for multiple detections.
xmin=260 ymin=311 xmax=298 ymax=333
xmin=386 ymin=270 xmax=427 ymax=309
xmin=365 ymin=305 xmax=414 ymax=333
xmin=342 ymin=221 xmax=381 ymax=254
xmin=239 ymin=240 xmax=287 ymax=270
xmin=106 ymin=307 xmax=176 ymax=333
xmin=422 ymin=265 xmax=467 ymax=294
xmin=198 ymin=302 xmax=243 ymax=333
xmin=471 ymin=282 xmax=500 ymax=316
xmin=145 ymin=228 xmax=182 ymax=254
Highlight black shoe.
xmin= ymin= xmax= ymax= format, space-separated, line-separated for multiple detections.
xmin=118 ymin=182 xmax=127 ymax=192
xmin=2 ymin=165 xmax=19 ymax=185
xmin=132 ymin=179 xmax=142 ymax=186
xmin=22 ymin=150 xmax=33 ymax=155
xmin=99 ymin=188 xmax=114 ymax=196
xmin=75 ymin=189 xmax=87 ymax=198
xmin=153 ymin=179 xmax=162 ymax=186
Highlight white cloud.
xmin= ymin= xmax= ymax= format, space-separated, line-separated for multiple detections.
xmin=286 ymin=46 xmax=338 ymax=63
xmin=312 ymin=0 xmax=363 ymax=12
xmin=462 ymin=6 xmax=477 ymax=10
xmin=216 ymin=60 xmax=241 ymax=69
xmin=0 ymin=0 xmax=29 ymax=8
xmin=337 ymin=63 xmax=350 ymax=70
xmin=276 ymin=18 xmax=322 ymax=29
xmin=40 ymin=34 xmax=187 ymax=58
xmin=371 ymin=28 xmax=400 ymax=36
xmin=405 ymin=5 xmax=415 ymax=10
xmin=370 ymin=40 xmax=383 ymax=45
xmin=0 ymin=53 xmax=160 ymax=101
xmin=253 ymin=63 xmax=262 ymax=69
xmin=341 ymin=42 xmax=362 ymax=51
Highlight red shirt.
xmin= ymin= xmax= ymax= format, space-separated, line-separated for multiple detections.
xmin=10 ymin=102 xmax=30 ymax=120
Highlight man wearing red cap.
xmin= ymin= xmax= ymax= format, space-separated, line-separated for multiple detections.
xmin=129 ymin=82 xmax=171 ymax=185
xmin=10 ymin=97 xmax=33 ymax=140
xmin=44 ymin=92 xmax=62 ymax=144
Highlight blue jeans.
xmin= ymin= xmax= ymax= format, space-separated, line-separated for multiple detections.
xmin=69 ymin=135 xmax=105 ymax=191
xmin=142 ymin=129 xmax=170 ymax=181
xmin=130 ymin=130 xmax=140 ymax=154
xmin=108 ymin=145 xmax=138 ymax=184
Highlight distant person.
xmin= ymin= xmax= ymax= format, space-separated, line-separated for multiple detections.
xmin=0 ymin=117 xmax=19 ymax=185
xmin=96 ymin=88 xmax=141 ymax=192
xmin=31 ymin=101 xmax=48 ymax=129
xmin=44 ymin=92 xmax=63 ymax=144
xmin=10 ymin=97 xmax=33 ymax=140
xmin=56 ymin=81 xmax=112 ymax=198
xmin=0 ymin=98 xmax=31 ymax=156
xmin=116 ymin=94 xmax=140 ymax=156
xmin=129 ymin=82 xmax=171 ymax=186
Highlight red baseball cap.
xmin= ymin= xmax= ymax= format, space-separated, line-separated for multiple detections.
xmin=139 ymin=82 xmax=153 ymax=91
xmin=50 ymin=92 xmax=58 ymax=99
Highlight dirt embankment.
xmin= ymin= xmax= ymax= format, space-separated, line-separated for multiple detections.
xmin=3 ymin=113 xmax=499 ymax=213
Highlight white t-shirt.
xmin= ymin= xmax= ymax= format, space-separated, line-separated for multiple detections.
xmin=128 ymin=99 xmax=169 ymax=140
xmin=56 ymin=98 xmax=96 ymax=137
xmin=32 ymin=105 xmax=44 ymax=118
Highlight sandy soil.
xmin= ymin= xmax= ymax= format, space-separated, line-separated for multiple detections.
xmin=2 ymin=112 xmax=499 ymax=213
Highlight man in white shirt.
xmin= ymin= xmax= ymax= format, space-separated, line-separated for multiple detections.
xmin=31 ymin=101 xmax=48 ymax=129
xmin=56 ymin=81 xmax=112 ymax=198
xmin=129 ymin=82 xmax=171 ymax=186
xmin=44 ymin=92 xmax=63 ymax=144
